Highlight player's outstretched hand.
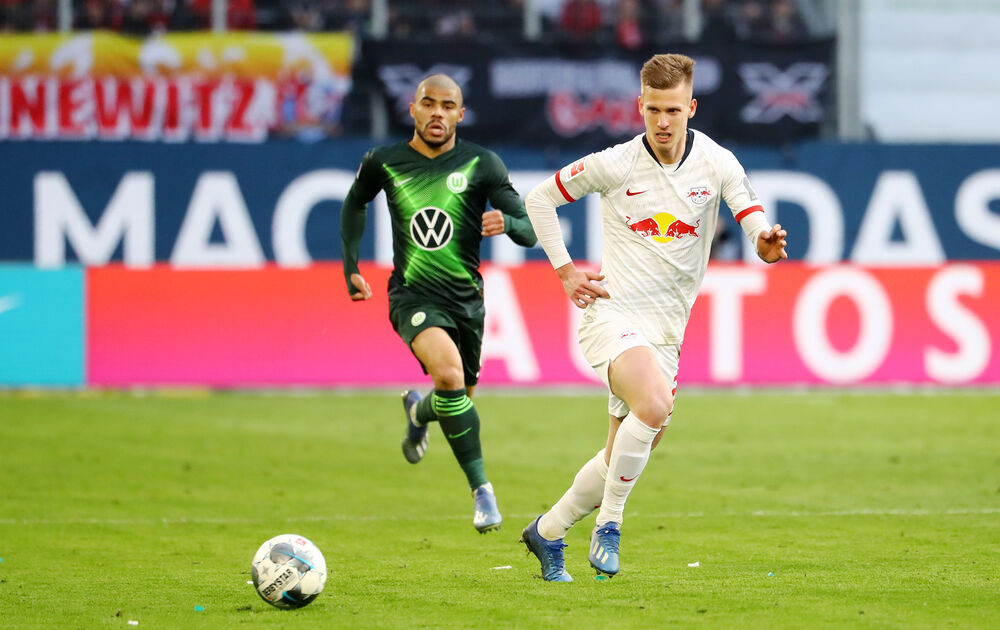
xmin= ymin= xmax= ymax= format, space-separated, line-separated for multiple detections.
xmin=350 ymin=273 xmax=372 ymax=301
xmin=481 ymin=210 xmax=505 ymax=237
xmin=556 ymin=263 xmax=610 ymax=309
xmin=757 ymin=223 xmax=788 ymax=263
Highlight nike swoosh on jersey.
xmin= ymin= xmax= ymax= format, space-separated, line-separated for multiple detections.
xmin=625 ymin=188 xmax=647 ymax=196
xmin=395 ymin=177 xmax=414 ymax=187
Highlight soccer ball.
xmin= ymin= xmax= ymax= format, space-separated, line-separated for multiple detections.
xmin=251 ymin=534 xmax=327 ymax=609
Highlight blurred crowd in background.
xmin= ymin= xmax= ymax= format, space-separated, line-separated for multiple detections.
xmin=1 ymin=0 xmax=816 ymax=46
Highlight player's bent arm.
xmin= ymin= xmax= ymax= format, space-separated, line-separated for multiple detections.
xmin=735 ymin=208 xmax=787 ymax=263
xmin=526 ymin=180 xmax=609 ymax=307
xmin=341 ymin=150 xmax=384 ymax=297
xmin=340 ymin=186 xmax=371 ymax=296
xmin=736 ymin=207 xmax=768 ymax=249
xmin=487 ymin=182 xmax=538 ymax=247
xmin=501 ymin=212 xmax=538 ymax=247
xmin=718 ymin=150 xmax=788 ymax=263
xmin=524 ymin=177 xmax=573 ymax=269
xmin=484 ymin=152 xmax=539 ymax=248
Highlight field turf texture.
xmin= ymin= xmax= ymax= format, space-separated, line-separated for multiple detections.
xmin=1 ymin=390 xmax=998 ymax=628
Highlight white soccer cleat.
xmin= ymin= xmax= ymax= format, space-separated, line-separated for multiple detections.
xmin=472 ymin=483 xmax=502 ymax=533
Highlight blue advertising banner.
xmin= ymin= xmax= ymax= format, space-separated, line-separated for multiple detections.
xmin=0 ymin=264 xmax=84 ymax=386
xmin=1 ymin=140 xmax=999 ymax=266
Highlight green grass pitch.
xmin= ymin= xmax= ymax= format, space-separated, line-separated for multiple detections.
xmin=1 ymin=390 xmax=998 ymax=628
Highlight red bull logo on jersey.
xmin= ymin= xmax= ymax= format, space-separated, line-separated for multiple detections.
xmin=686 ymin=186 xmax=712 ymax=205
xmin=625 ymin=213 xmax=700 ymax=243
xmin=666 ymin=218 xmax=700 ymax=238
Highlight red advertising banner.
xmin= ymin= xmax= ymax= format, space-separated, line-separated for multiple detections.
xmin=87 ymin=263 xmax=1000 ymax=388
xmin=0 ymin=33 xmax=353 ymax=142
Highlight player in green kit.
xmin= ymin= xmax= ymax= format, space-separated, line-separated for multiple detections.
xmin=340 ymin=74 xmax=537 ymax=533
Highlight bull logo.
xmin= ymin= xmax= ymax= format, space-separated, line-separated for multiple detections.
xmin=686 ymin=186 xmax=711 ymax=205
xmin=665 ymin=218 xmax=700 ymax=238
xmin=626 ymin=213 xmax=700 ymax=243
xmin=625 ymin=216 xmax=661 ymax=238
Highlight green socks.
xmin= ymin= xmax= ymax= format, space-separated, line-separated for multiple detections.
xmin=414 ymin=392 xmax=437 ymax=426
xmin=417 ymin=388 xmax=487 ymax=489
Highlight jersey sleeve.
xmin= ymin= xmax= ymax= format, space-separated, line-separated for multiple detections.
xmin=483 ymin=151 xmax=537 ymax=248
xmin=718 ymin=149 xmax=769 ymax=246
xmin=340 ymin=149 xmax=383 ymax=294
xmin=524 ymin=146 xmax=622 ymax=269
xmin=551 ymin=147 xmax=618 ymax=202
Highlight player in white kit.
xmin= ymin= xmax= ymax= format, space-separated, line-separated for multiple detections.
xmin=520 ymin=53 xmax=788 ymax=581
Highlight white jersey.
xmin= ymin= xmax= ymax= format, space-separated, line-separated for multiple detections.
xmin=526 ymin=130 xmax=767 ymax=344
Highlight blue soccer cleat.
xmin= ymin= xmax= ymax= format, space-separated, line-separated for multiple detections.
xmin=520 ymin=516 xmax=572 ymax=582
xmin=589 ymin=521 xmax=621 ymax=577
xmin=472 ymin=483 xmax=502 ymax=533
xmin=400 ymin=390 xmax=428 ymax=464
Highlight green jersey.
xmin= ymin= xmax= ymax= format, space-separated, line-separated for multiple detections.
xmin=341 ymin=139 xmax=537 ymax=317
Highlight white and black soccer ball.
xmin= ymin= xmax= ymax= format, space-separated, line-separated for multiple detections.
xmin=251 ymin=534 xmax=327 ymax=609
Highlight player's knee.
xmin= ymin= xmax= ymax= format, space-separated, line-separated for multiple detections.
xmin=631 ymin=388 xmax=673 ymax=429
xmin=431 ymin=365 xmax=465 ymax=391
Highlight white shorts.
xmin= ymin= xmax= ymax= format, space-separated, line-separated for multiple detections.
xmin=578 ymin=304 xmax=680 ymax=418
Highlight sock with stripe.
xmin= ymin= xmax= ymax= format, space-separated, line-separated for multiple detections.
xmin=596 ymin=412 xmax=659 ymax=525
xmin=414 ymin=391 xmax=438 ymax=426
xmin=432 ymin=389 xmax=488 ymax=489
xmin=537 ymin=448 xmax=607 ymax=541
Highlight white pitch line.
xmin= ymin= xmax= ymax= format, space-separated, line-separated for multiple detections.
xmin=1 ymin=507 xmax=998 ymax=527
xmin=743 ymin=507 xmax=1000 ymax=517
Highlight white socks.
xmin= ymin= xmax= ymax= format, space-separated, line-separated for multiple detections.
xmin=596 ymin=412 xmax=659 ymax=526
xmin=536 ymin=413 xmax=660 ymax=540
xmin=537 ymin=449 xmax=608 ymax=540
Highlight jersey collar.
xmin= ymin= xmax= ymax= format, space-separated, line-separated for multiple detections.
xmin=641 ymin=129 xmax=694 ymax=171
xmin=406 ymin=137 xmax=462 ymax=160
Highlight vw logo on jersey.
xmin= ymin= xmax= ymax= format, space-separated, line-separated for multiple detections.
xmin=410 ymin=206 xmax=454 ymax=251
xmin=446 ymin=172 xmax=468 ymax=193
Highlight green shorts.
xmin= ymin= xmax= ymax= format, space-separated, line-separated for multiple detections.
xmin=388 ymin=297 xmax=484 ymax=387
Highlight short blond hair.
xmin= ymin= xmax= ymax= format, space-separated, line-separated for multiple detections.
xmin=640 ymin=54 xmax=695 ymax=90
